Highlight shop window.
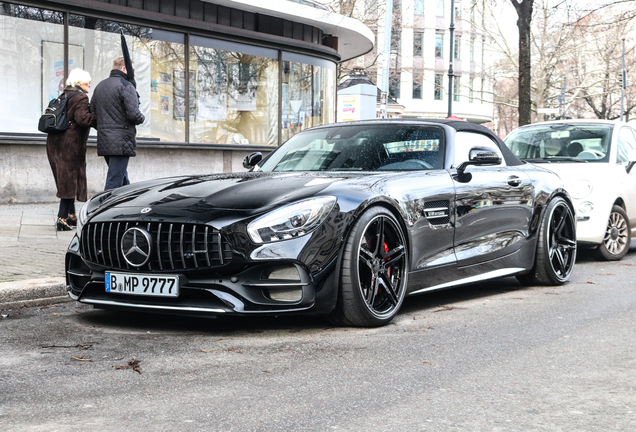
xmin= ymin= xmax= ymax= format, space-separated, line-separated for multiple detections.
xmin=0 ymin=3 xmax=64 ymax=133
xmin=281 ymin=53 xmax=335 ymax=142
xmin=70 ymin=17 xmax=186 ymax=142
xmin=190 ymin=37 xmax=279 ymax=145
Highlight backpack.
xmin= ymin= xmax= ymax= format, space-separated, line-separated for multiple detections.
xmin=38 ymin=92 xmax=81 ymax=134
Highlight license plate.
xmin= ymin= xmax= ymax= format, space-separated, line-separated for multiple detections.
xmin=105 ymin=272 xmax=179 ymax=297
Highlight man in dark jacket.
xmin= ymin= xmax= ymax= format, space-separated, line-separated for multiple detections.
xmin=91 ymin=56 xmax=145 ymax=190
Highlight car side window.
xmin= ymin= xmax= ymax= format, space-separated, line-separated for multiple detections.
xmin=453 ymin=131 xmax=506 ymax=167
xmin=617 ymin=127 xmax=636 ymax=164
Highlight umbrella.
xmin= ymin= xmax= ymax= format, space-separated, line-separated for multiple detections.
xmin=120 ymin=30 xmax=136 ymax=88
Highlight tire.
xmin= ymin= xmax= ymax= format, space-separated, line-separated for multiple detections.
xmin=517 ymin=196 xmax=577 ymax=286
xmin=594 ymin=205 xmax=631 ymax=261
xmin=328 ymin=207 xmax=409 ymax=327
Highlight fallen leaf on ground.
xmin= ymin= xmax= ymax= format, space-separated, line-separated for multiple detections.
xmin=433 ymin=305 xmax=466 ymax=313
xmin=71 ymin=356 xmax=93 ymax=362
xmin=114 ymin=357 xmax=141 ymax=374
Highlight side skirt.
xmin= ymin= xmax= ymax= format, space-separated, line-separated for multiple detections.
xmin=408 ymin=267 xmax=526 ymax=296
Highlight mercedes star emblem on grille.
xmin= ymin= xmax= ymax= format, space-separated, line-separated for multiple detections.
xmin=121 ymin=227 xmax=152 ymax=267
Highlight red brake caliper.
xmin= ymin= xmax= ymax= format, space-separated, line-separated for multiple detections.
xmin=383 ymin=242 xmax=391 ymax=277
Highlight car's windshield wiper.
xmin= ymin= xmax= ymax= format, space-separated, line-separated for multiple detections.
xmin=523 ymin=157 xmax=588 ymax=163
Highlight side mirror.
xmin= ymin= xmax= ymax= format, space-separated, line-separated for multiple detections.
xmin=627 ymin=149 xmax=636 ymax=173
xmin=242 ymin=152 xmax=262 ymax=169
xmin=456 ymin=146 xmax=502 ymax=175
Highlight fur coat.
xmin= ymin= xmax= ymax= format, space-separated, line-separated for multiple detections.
xmin=46 ymin=86 xmax=97 ymax=202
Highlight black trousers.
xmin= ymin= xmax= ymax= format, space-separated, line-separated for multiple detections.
xmin=104 ymin=155 xmax=130 ymax=191
xmin=58 ymin=198 xmax=75 ymax=218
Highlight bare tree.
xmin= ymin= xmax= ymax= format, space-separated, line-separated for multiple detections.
xmin=510 ymin=0 xmax=535 ymax=126
xmin=565 ymin=3 xmax=636 ymax=120
xmin=327 ymin=0 xmax=383 ymax=84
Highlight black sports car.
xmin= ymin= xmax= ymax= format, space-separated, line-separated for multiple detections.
xmin=66 ymin=119 xmax=577 ymax=327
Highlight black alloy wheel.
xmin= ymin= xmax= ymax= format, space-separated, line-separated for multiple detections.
xmin=517 ymin=196 xmax=577 ymax=286
xmin=329 ymin=207 xmax=408 ymax=327
xmin=594 ymin=205 xmax=631 ymax=261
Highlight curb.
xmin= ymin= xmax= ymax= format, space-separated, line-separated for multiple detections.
xmin=0 ymin=277 xmax=70 ymax=310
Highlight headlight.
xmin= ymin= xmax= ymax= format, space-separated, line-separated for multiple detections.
xmin=77 ymin=202 xmax=89 ymax=232
xmin=247 ymin=196 xmax=337 ymax=243
xmin=569 ymin=180 xmax=593 ymax=199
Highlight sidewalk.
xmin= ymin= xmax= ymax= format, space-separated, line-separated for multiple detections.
xmin=0 ymin=203 xmax=75 ymax=310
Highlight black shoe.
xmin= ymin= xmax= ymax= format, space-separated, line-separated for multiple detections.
xmin=66 ymin=213 xmax=77 ymax=227
xmin=57 ymin=217 xmax=74 ymax=231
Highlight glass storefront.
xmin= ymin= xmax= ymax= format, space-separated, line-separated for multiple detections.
xmin=281 ymin=53 xmax=335 ymax=142
xmin=0 ymin=4 xmax=64 ymax=132
xmin=189 ymin=37 xmax=279 ymax=145
xmin=0 ymin=2 xmax=336 ymax=145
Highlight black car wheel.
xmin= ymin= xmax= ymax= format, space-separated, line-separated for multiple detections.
xmin=594 ymin=205 xmax=631 ymax=261
xmin=329 ymin=207 xmax=409 ymax=327
xmin=517 ymin=196 xmax=576 ymax=286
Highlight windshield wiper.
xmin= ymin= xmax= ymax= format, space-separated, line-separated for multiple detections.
xmin=523 ymin=157 xmax=588 ymax=163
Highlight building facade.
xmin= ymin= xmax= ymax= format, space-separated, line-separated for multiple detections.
xmin=0 ymin=0 xmax=373 ymax=202
xmin=362 ymin=0 xmax=493 ymax=123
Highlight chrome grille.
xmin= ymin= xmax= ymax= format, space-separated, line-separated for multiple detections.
xmin=80 ymin=221 xmax=232 ymax=272
xmin=424 ymin=200 xmax=451 ymax=225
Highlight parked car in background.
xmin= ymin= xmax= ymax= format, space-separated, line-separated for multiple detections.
xmin=66 ymin=119 xmax=577 ymax=327
xmin=504 ymin=120 xmax=636 ymax=260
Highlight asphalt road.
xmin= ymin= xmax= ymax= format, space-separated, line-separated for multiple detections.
xmin=2 ymin=246 xmax=636 ymax=432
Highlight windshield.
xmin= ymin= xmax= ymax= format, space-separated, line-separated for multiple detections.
xmin=258 ymin=124 xmax=444 ymax=172
xmin=504 ymin=124 xmax=613 ymax=163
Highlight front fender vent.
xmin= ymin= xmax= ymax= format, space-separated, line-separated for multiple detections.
xmin=424 ymin=200 xmax=451 ymax=226
xmin=80 ymin=221 xmax=232 ymax=272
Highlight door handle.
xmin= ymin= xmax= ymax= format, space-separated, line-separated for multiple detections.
xmin=507 ymin=175 xmax=522 ymax=187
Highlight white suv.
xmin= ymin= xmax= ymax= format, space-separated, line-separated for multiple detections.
xmin=504 ymin=120 xmax=636 ymax=260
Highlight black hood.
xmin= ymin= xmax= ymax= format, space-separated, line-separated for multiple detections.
xmin=86 ymin=172 xmax=378 ymax=226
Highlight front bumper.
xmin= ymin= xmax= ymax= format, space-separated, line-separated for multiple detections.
xmin=65 ymin=240 xmax=339 ymax=318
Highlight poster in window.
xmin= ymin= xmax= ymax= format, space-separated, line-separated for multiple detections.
xmin=160 ymin=96 xmax=169 ymax=114
xmin=228 ymin=63 xmax=257 ymax=112
xmin=196 ymin=58 xmax=227 ymax=122
xmin=160 ymin=72 xmax=171 ymax=85
xmin=42 ymin=41 xmax=84 ymax=110
xmin=173 ymin=70 xmax=196 ymax=121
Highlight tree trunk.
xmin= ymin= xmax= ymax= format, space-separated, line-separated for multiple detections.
xmin=511 ymin=0 xmax=534 ymax=126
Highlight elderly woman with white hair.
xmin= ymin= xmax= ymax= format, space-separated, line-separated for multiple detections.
xmin=46 ymin=68 xmax=97 ymax=230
